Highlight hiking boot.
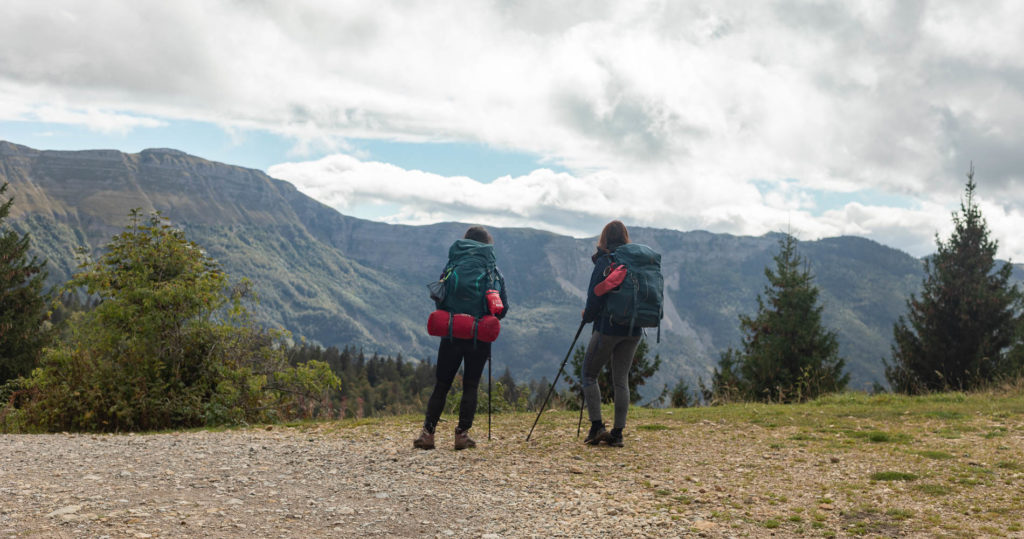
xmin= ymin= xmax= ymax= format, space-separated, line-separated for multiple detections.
xmin=606 ymin=428 xmax=624 ymax=447
xmin=584 ymin=421 xmax=608 ymax=445
xmin=413 ymin=427 xmax=435 ymax=450
xmin=454 ymin=427 xmax=476 ymax=450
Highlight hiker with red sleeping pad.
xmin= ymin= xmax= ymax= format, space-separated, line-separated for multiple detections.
xmin=415 ymin=226 xmax=509 ymax=450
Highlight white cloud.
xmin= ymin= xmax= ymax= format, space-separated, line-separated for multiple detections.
xmin=32 ymin=106 xmax=166 ymax=134
xmin=3 ymin=1 xmax=1024 ymax=257
xmin=0 ymin=83 xmax=166 ymax=134
xmin=270 ymin=152 xmax=1024 ymax=260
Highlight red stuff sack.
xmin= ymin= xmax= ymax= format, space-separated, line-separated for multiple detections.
xmin=475 ymin=315 xmax=500 ymax=342
xmin=450 ymin=314 xmax=476 ymax=339
xmin=427 ymin=310 xmax=501 ymax=342
xmin=427 ymin=310 xmax=451 ymax=337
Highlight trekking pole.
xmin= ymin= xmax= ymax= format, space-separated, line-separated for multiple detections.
xmin=577 ymin=390 xmax=584 ymax=438
xmin=526 ymin=320 xmax=586 ymax=442
xmin=488 ymin=354 xmax=492 ymax=441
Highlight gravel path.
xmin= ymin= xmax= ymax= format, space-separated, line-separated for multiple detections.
xmin=2 ymin=410 xmax=1022 ymax=538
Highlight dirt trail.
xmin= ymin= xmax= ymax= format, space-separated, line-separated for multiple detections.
xmin=2 ymin=412 xmax=1022 ymax=538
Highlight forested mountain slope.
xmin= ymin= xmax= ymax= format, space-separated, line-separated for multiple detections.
xmin=1 ymin=140 xmax=952 ymax=392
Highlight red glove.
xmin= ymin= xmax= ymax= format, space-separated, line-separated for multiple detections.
xmin=594 ymin=264 xmax=626 ymax=296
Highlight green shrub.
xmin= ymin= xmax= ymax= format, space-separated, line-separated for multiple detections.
xmin=1 ymin=211 xmax=337 ymax=432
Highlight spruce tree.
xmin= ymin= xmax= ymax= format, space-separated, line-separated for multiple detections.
xmin=0 ymin=182 xmax=49 ymax=383
xmin=886 ymin=167 xmax=1023 ymax=393
xmin=715 ymin=233 xmax=849 ymax=403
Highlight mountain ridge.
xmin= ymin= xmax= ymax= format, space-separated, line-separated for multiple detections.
xmin=1 ymin=140 xmax=967 ymax=394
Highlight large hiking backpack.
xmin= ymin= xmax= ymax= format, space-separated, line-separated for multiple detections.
xmin=604 ymin=243 xmax=664 ymax=337
xmin=436 ymin=239 xmax=503 ymax=319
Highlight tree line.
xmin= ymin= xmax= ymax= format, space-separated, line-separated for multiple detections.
xmin=2 ymin=167 xmax=1023 ymax=432
xmin=701 ymin=167 xmax=1024 ymax=404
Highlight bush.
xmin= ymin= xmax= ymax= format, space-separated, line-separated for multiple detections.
xmin=1 ymin=210 xmax=337 ymax=432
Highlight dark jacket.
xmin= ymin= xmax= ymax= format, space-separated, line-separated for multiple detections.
xmin=582 ymin=243 xmax=641 ymax=337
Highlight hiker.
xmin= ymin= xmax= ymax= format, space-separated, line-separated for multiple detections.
xmin=415 ymin=226 xmax=509 ymax=450
xmin=580 ymin=220 xmax=642 ymax=447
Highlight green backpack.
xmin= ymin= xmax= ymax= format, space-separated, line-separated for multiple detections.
xmin=604 ymin=243 xmax=664 ymax=337
xmin=436 ymin=239 xmax=503 ymax=318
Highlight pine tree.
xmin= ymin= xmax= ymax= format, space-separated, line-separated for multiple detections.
xmin=702 ymin=349 xmax=744 ymax=404
xmin=886 ymin=167 xmax=1023 ymax=393
xmin=715 ymin=233 xmax=849 ymax=403
xmin=0 ymin=182 xmax=49 ymax=383
xmin=670 ymin=378 xmax=694 ymax=408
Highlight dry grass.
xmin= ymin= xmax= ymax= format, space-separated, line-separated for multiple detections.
xmin=325 ymin=387 xmax=1024 ymax=537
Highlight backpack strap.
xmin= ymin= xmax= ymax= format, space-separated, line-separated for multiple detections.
xmin=627 ymin=279 xmax=638 ymax=336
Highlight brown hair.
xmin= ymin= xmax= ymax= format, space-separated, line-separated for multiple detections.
xmin=597 ymin=220 xmax=630 ymax=252
xmin=464 ymin=225 xmax=493 ymax=244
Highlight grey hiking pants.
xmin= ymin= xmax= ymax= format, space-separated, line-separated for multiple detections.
xmin=581 ymin=331 xmax=640 ymax=430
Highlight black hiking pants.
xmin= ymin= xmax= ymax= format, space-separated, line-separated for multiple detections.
xmin=423 ymin=338 xmax=490 ymax=433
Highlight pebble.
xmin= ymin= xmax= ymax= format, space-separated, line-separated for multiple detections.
xmin=45 ymin=505 xmax=81 ymax=518
xmin=694 ymin=520 xmax=716 ymax=531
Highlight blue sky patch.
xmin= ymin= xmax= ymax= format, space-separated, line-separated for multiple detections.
xmin=0 ymin=119 xmax=563 ymax=183
xmin=751 ymin=178 xmax=915 ymax=214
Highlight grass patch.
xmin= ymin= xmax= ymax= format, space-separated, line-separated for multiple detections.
xmin=983 ymin=427 xmax=1008 ymax=439
xmin=637 ymin=424 xmax=669 ymax=431
xmin=848 ymin=430 xmax=911 ymax=443
xmin=763 ymin=519 xmax=780 ymax=529
xmin=913 ymin=450 xmax=954 ymax=460
xmin=995 ymin=460 xmax=1021 ymax=471
xmin=848 ymin=521 xmax=869 ymax=535
xmin=871 ymin=471 xmax=918 ymax=481
xmin=750 ymin=417 xmax=779 ymax=428
xmin=885 ymin=508 xmax=914 ymax=520
xmin=914 ymin=483 xmax=953 ymax=496
xmin=922 ymin=410 xmax=965 ymax=420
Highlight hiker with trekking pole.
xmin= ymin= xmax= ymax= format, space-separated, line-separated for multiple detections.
xmin=528 ymin=220 xmax=663 ymax=446
xmin=415 ymin=226 xmax=509 ymax=450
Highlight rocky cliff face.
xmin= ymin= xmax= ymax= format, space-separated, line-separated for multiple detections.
xmin=1 ymin=140 xmax=932 ymax=392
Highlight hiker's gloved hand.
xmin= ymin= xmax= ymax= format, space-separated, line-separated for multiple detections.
xmin=594 ymin=263 xmax=626 ymax=296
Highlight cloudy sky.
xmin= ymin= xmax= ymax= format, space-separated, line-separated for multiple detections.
xmin=2 ymin=1 xmax=1023 ymax=259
